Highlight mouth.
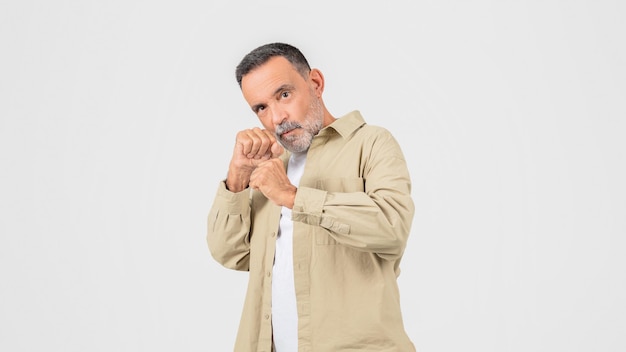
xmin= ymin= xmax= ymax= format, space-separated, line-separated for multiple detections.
xmin=276 ymin=121 xmax=302 ymax=139
xmin=280 ymin=128 xmax=299 ymax=138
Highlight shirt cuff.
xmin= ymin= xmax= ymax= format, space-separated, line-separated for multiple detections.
xmin=217 ymin=180 xmax=251 ymax=214
xmin=291 ymin=186 xmax=326 ymax=225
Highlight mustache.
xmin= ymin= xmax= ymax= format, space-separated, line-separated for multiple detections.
xmin=275 ymin=121 xmax=302 ymax=136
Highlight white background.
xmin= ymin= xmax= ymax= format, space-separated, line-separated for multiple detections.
xmin=1 ymin=1 xmax=624 ymax=351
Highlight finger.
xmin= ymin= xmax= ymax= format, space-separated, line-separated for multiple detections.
xmin=260 ymin=150 xmax=272 ymax=160
xmin=235 ymin=130 xmax=254 ymax=157
xmin=249 ymin=128 xmax=273 ymax=159
xmin=245 ymin=129 xmax=263 ymax=158
xmin=237 ymin=128 xmax=263 ymax=159
xmin=249 ymin=166 xmax=264 ymax=189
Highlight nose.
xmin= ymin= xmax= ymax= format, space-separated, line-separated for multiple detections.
xmin=270 ymin=104 xmax=287 ymax=126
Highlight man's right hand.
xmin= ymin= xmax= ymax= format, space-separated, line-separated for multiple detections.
xmin=225 ymin=127 xmax=284 ymax=192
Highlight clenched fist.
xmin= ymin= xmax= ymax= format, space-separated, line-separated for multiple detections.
xmin=249 ymin=158 xmax=297 ymax=209
xmin=225 ymin=127 xmax=285 ymax=193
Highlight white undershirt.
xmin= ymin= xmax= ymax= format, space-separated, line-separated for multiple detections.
xmin=272 ymin=151 xmax=306 ymax=352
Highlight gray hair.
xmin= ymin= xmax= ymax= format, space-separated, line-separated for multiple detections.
xmin=235 ymin=42 xmax=311 ymax=88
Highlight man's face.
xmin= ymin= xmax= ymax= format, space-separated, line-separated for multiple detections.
xmin=241 ymin=56 xmax=324 ymax=153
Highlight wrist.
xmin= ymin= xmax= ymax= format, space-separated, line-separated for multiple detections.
xmin=283 ymin=186 xmax=297 ymax=209
xmin=226 ymin=167 xmax=251 ymax=193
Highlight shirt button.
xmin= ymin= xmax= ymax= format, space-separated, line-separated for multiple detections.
xmin=267 ymin=272 xmax=271 ymax=277
xmin=265 ymin=314 xmax=270 ymax=319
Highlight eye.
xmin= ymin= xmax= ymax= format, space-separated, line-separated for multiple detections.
xmin=254 ymin=105 xmax=266 ymax=114
xmin=281 ymin=91 xmax=290 ymax=98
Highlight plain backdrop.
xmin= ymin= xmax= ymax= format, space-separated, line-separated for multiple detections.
xmin=1 ymin=1 xmax=624 ymax=351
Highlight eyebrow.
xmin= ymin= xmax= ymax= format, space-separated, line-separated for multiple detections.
xmin=251 ymin=84 xmax=296 ymax=112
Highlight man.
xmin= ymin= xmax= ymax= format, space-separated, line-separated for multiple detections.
xmin=207 ymin=42 xmax=416 ymax=352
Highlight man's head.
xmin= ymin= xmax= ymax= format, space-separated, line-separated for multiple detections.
xmin=236 ymin=43 xmax=334 ymax=153
xmin=236 ymin=43 xmax=311 ymax=88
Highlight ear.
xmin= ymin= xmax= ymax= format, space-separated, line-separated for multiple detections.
xmin=309 ymin=68 xmax=325 ymax=97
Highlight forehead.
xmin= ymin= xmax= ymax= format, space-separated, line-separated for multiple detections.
xmin=241 ymin=56 xmax=305 ymax=102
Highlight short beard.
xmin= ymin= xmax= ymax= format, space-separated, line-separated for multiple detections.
xmin=275 ymin=95 xmax=324 ymax=153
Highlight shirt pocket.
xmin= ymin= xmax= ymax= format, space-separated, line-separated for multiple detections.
xmin=314 ymin=177 xmax=364 ymax=245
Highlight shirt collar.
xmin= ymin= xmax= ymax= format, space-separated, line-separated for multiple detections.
xmin=323 ymin=110 xmax=366 ymax=139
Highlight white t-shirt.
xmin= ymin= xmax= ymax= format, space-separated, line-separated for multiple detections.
xmin=271 ymin=151 xmax=306 ymax=352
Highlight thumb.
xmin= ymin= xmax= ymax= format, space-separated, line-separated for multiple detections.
xmin=270 ymin=141 xmax=284 ymax=157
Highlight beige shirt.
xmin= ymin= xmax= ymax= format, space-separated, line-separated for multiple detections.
xmin=207 ymin=111 xmax=416 ymax=352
